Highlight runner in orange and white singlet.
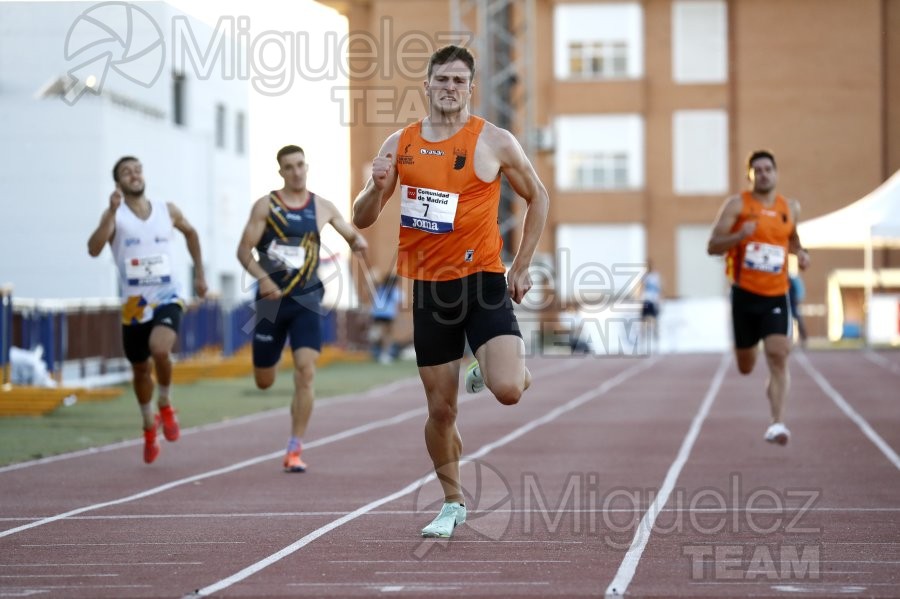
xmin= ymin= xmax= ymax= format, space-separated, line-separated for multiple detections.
xmin=708 ymin=150 xmax=811 ymax=446
xmin=353 ymin=45 xmax=549 ymax=539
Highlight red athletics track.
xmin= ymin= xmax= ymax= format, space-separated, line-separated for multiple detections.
xmin=0 ymin=351 xmax=898 ymax=598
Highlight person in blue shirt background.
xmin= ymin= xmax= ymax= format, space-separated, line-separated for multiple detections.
xmin=788 ymin=273 xmax=808 ymax=347
xmin=370 ymin=271 xmax=403 ymax=364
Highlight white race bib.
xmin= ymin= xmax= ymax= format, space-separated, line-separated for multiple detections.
xmin=399 ymin=185 xmax=459 ymax=234
xmin=743 ymin=242 xmax=785 ymax=274
xmin=267 ymin=240 xmax=306 ymax=271
xmin=125 ymin=254 xmax=172 ymax=286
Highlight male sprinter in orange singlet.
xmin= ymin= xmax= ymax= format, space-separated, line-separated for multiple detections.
xmin=353 ymin=45 xmax=549 ymax=538
xmin=708 ymin=150 xmax=810 ymax=445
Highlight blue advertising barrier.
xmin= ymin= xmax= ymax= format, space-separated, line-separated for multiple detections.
xmin=179 ymin=301 xmax=223 ymax=355
xmin=9 ymin=297 xmax=356 ymax=378
xmin=224 ymin=301 xmax=254 ymax=356
xmin=0 ymin=290 xmax=12 ymax=383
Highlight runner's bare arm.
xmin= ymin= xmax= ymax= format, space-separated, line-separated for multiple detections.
xmin=236 ymin=197 xmax=282 ymax=299
xmin=321 ymin=198 xmax=368 ymax=253
xmin=492 ymin=127 xmax=549 ymax=304
xmin=353 ymin=131 xmax=401 ymax=229
xmin=788 ymin=199 xmax=810 ymax=270
xmin=87 ymin=189 xmax=121 ymax=256
xmin=707 ymin=196 xmax=753 ymax=255
xmin=168 ymin=202 xmax=208 ymax=298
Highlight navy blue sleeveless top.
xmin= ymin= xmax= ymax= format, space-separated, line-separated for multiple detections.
xmin=255 ymin=191 xmax=321 ymax=298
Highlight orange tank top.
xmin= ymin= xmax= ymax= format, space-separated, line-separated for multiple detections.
xmin=726 ymin=191 xmax=793 ymax=297
xmin=395 ymin=116 xmax=505 ymax=281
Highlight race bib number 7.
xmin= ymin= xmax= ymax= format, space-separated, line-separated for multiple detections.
xmin=743 ymin=242 xmax=785 ymax=273
xmin=400 ymin=185 xmax=459 ymax=234
xmin=126 ymin=255 xmax=172 ymax=286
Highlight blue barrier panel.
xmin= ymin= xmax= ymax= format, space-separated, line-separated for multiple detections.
xmin=176 ymin=301 xmax=224 ymax=357
xmin=202 ymin=301 xmax=219 ymax=349
xmin=181 ymin=305 xmax=199 ymax=356
xmin=0 ymin=291 xmax=11 ymax=382
xmin=321 ymin=310 xmax=337 ymax=345
xmin=196 ymin=304 xmax=208 ymax=350
xmin=59 ymin=311 xmax=68 ymax=372
xmin=38 ymin=311 xmax=55 ymax=374
xmin=224 ymin=302 xmax=254 ymax=356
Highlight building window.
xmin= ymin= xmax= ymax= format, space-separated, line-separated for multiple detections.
xmin=554 ymin=3 xmax=644 ymax=80
xmin=235 ymin=111 xmax=246 ymax=155
xmin=672 ymin=110 xmax=728 ymax=195
xmin=568 ymin=41 xmax=629 ymax=79
xmin=215 ymin=103 xmax=226 ymax=149
xmin=172 ymin=72 xmax=186 ymax=126
xmin=570 ymin=152 xmax=629 ymax=190
xmin=672 ymin=1 xmax=728 ymax=83
xmin=555 ymin=114 xmax=644 ymax=191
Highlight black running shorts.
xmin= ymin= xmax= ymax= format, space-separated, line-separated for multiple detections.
xmin=412 ymin=271 xmax=521 ymax=367
xmin=121 ymin=302 xmax=183 ymax=364
xmin=730 ymin=285 xmax=791 ymax=349
xmin=252 ymin=290 xmax=325 ymax=368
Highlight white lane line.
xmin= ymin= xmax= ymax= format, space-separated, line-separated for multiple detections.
xmin=1 ymin=563 xmax=202 ymax=567
xmin=286 ymin=581 xmax=552 ymax=587
xmin=0 ymin=361 xmax=583 ymax=540
xmin=354 ymin=540 xmax=585 ymax=544
xmin=0 ymin=574 xmax=118 ymax=578
xmin=0 ymin=584 xmax=152 ymax=590
xmin=0 ymin=411 xmax=424 ymax=540
xmin=330 ymin=560 xmax=570 ymax=564
xmin=7 ymin=504 xmax=898 ymax=526
xmin=863 ymin=349 xmax=900 ymax=376
xmin=374 ymin=571 xmax=503 ymax=575
xmin=21 ymin=542 xmax=239 ymax=547
xmin=796 ymin=352 xmax=900 ymax=470
xmin=0 ymin=377 xmax=422 ymax=474
xmin=604 ymin=352 xmax=729 ymax=598
xmin=186 ymin=358 xmax=658 ymax=598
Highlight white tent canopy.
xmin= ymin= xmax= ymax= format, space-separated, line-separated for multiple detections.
xmin=797 ymin=169 xmax=900 ymax=343
xmin=798 ymin=169 xmax=900 ymax=249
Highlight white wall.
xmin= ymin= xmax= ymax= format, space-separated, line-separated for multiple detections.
xmin=676 ymin=225 xmax=728 ymax=298
xmin=0 ymin=2 xmax=250 ymax=301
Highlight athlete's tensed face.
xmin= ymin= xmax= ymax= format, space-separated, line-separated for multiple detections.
xmin=115 ymin=160 xmax=145 ymax=197
xmin=749 ymin=157 xmax=777 ymax=194
xmin=278 ymin=151 xmax=308 ymax=192
xmin=425 ymin=60 xmax=474 ymax=116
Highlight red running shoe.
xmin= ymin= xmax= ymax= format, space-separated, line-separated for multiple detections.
xmin=159 ymin=405 xmax=180 ymax=442
xmin=143 ymin=424 xmax=160 ymax=464
xmin=283 ymin=451 xmax=307 ymax=473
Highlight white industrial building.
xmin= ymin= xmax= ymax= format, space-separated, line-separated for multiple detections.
xmin=0 ymin=2 xmax=251 ymax=304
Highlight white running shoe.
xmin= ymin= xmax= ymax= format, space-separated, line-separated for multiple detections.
xmin=421 ymin=502 xmax=467 ymax=538
xmin=464 ymin=361 xmax=484 ymax=394
xmin=764 ymin=422 xmax=791 ymax=445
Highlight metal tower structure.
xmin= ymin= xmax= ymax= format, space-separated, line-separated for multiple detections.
xmin=449 ymin=0 xmax=537 ymax=259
